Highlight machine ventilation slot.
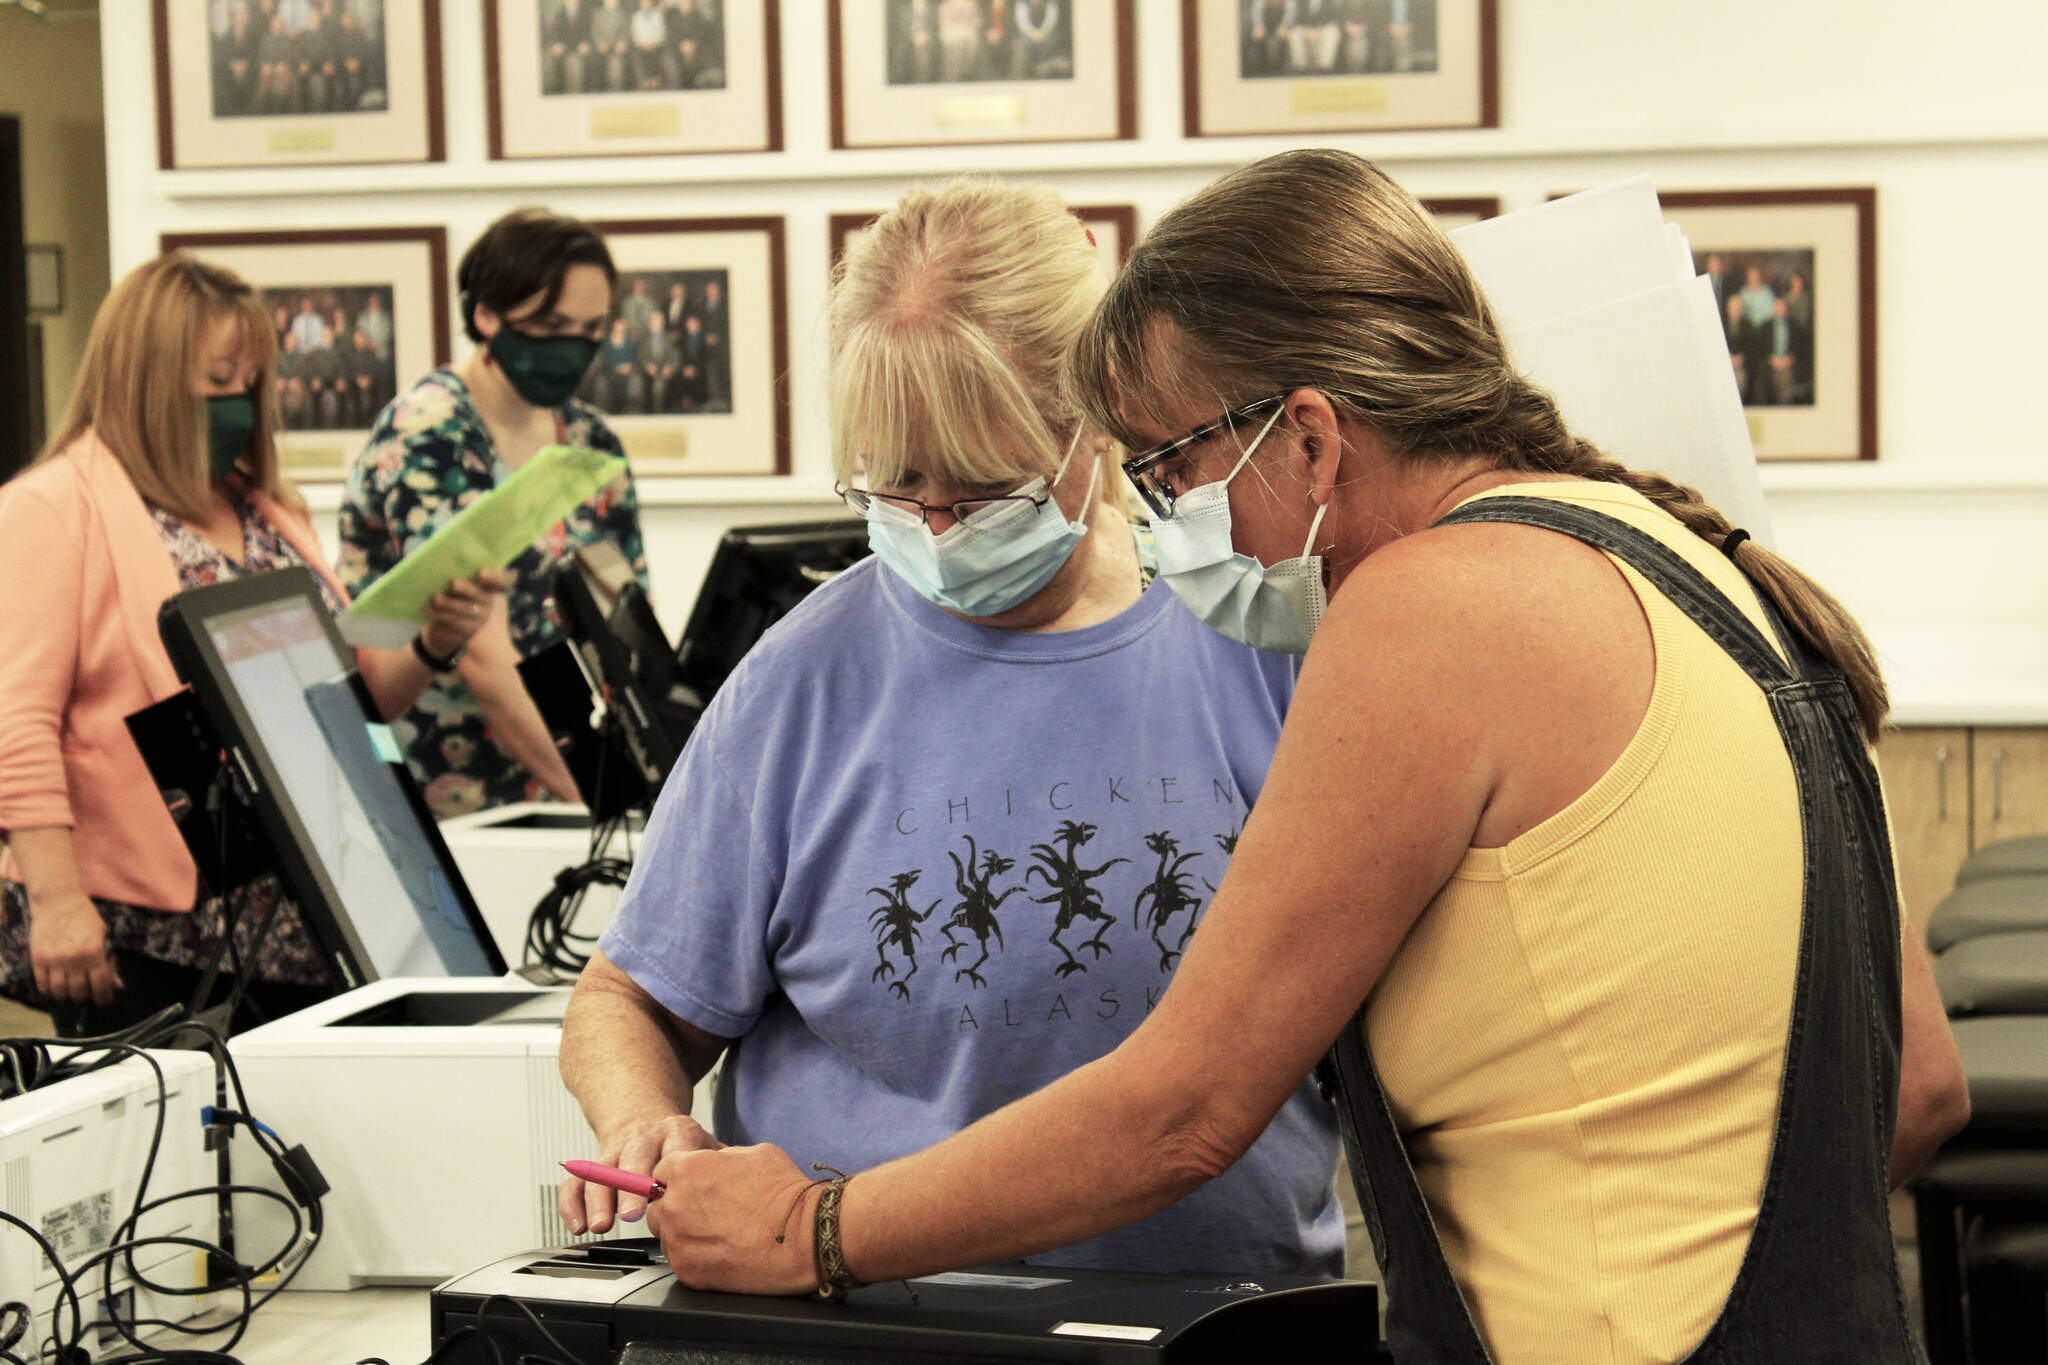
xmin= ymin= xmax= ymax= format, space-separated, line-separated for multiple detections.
xmin=5 ymin=1155 xmax=28 ymax=1212
xmin=531 ymin=1054 xmax=604 ymax=1245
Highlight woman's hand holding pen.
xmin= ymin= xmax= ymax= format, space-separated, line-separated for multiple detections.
xmin=647 ymin=1141 xmax=820 ymax=1296
xmin=559 ymin=1113 xmax=722 ymax=1235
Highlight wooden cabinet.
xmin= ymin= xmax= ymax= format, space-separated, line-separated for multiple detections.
xmin=1877 ymin=728 xmax=1974 ymax=928
xmin=1971 ymin=729 xmax=2048 ymax=851
xmin=1877 ymin=726 xmax=2048 ymax=931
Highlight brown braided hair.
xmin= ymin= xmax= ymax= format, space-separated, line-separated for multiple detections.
xmin=1071 ymin=149 xmax=1887 ymax=740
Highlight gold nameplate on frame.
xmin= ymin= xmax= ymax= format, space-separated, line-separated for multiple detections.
xmin=936 ymin=96 xmax=1029 ymax=129
xmin=622 ymin=428 xmax=692 ymax=463
xmin=266 ymin=128 xmax=339 ymax=154
xmin=1291 ymin=81 xmax=1392 ymax=116
xmin=590 ymin=105 xmax=682 ymax=140
xmin=282 ymin=443 xmax=349 ymax=470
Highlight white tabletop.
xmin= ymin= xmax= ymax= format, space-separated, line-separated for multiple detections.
xmin=146 ymin=1288 xmax=430 ymax=1365
xmin=1872 ymin=625 xmax=2048 ymax=727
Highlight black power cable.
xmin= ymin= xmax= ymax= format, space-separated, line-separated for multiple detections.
xmin=0 ymin=1012 xmax=326 ymax=1364
xmin=522 ymin=808 xmax=638 ymax=979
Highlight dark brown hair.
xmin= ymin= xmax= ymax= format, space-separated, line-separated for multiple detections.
xmin=1073 ymin=149 xmax=1888 ymax=740
xmin=457 ymin=207 xmax=616 ymax=343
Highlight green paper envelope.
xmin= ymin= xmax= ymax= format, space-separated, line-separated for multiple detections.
xmin=339 ymin=444 xmax=628 ymax=648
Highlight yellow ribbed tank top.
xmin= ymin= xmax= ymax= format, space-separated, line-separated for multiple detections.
xmin=1364 ymin=482 xmax=1809 ymax=1365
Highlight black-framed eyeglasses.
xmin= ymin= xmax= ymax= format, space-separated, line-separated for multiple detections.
xmin=834 ymin=481 xmax=1055 ymax=530
xmin=1120 ymin=394 xmax=1286 ymax=519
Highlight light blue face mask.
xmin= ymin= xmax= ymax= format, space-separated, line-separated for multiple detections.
xmin=1151 ymin=405 xmax=1330 ymax=655
xmin=866 ymin=428 xmax=1099 ymax=619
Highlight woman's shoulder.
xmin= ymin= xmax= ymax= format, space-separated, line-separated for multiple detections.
xmin=3 ymin=433 xmax=117 ymax=513
xmin=352 ymin=370 xmax=489 ymax=488
xmin=376 ymin=368 xmax=478 ymax=441
xmin=562 ymin=398 xmax=623 ymax=451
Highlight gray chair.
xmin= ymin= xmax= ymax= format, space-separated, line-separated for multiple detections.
xmin=1951 ymin=1017 xmax=2048 ymax=1141
xmin=1927 ymin=877 xmax=2048 ymax=954
xmin=1960 ymin=837 xmax=2048 ymax=887
xmin=1963 ymin=1219 xmax=2048 ymax=1364
xmin=1909 ymin=1026 xmax=2048 ymax=1364
xmin=1938 ymin=933 xmax=2048 ymax=1017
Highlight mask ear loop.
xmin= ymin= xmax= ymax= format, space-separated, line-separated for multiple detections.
xmin=1049 ymin=422 xmax=1103 ymax=531
xmin=1299 ymin=500 xmax=1330 ymax=560
xmin=1224 ymin=405 xmax=1287 ymax=487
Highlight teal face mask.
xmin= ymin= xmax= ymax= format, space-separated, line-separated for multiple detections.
xmin=487 ymin=326 xmax=601 ymax=409
xmin=205 ymin=394 xmax=257 ymax=483
xmin=864 ymin=428 xmax=1098 ymax=620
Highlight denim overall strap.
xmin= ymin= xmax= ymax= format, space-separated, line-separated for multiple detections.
xmin=1316 ymin=496 xmax=1918 ymax=1363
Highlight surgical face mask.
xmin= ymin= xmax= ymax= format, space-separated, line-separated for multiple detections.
xmin=866 ymin=428 xmax=1099 ymax=620
xmin=1150 ymin=406 xmax=1329 ymax=654
xmin=487 ymin=325 xmax=601 ymax=409
xmin=205 ymin=394 xmax=257 ymax=483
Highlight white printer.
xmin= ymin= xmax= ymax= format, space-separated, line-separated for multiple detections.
xmin=0 ymin=1049 xmax=220 ymax=1349
xmin=226 ymin=977 xmax=716 ymax=1290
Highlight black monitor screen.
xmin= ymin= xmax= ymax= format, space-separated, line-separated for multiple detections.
xmin=159 ymin=570 xmax=503 ymax=987
xmin=672 ymin=519 xmax=871 ymax=712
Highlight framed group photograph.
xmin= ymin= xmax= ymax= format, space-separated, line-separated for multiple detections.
xmin=1182 ymin=0 xmax=1497 ymax=138
xmin=829 ymin=0 xmax=1135 ymax=149
xmin=484 ymin=0 xmax=782 ymax=159
xmin=1662 ymin=188 xmax=1877 ymax=462
xmin=160 ymin=227 xmax=450 ymax=481
xmin=153 ymin=0 xmax=444 ymax=169
xmin=1422 ymin=196 xmax=1500 ymax=230
xmin=583 ymin=217 xmax=789 ymax=477
xmin=829 ymin=204 xmax=1137 ymax=279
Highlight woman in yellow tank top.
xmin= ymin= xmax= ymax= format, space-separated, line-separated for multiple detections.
xmin=612 ymin=151 xmax=1969 ymax=1364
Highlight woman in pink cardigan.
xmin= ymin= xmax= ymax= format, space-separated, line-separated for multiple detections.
xmin=0 ymin=253 xmax=503 ymax=1037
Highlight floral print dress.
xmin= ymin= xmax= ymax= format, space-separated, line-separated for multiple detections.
xmin=0 ymin=502 xmax=337 ymax=1001
xmin=337 ymin=368 xmax=648 ymax=819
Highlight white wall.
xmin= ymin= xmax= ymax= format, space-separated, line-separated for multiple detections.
xmin=94 ymin=0 xmax=2048 ymax=677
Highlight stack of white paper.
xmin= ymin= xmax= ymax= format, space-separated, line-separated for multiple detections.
xmin=1452 ymin=177 xmax=1774 ymax=548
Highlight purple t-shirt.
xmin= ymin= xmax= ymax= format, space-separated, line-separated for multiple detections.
xmin=600 ymin=556 xmax=1343 ymax=1276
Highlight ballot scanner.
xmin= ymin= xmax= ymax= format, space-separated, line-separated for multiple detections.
xmin=431 ymin=1239 xmax=1386 ymax=1363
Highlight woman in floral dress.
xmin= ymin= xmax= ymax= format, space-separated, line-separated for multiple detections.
xmin=338 ymin=209 xmax=649 ymax=820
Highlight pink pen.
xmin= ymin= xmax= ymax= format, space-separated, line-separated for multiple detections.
xmin=562 ymin=1159 xmax=665 ymax=1201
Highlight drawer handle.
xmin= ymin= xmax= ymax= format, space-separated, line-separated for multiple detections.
xmin=1991 ymin=746 xmax=2006 ymax=822
xmin=1936 ymin=746 xmax=1950 ymax=821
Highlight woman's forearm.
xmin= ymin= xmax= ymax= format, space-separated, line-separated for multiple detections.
xmin=5 ymin=826 xmax=86 ymax=898
xmin=836 ymin=1032 xmax=1241 ymax=1282
xmin=459 ymin=653 xmax=581 ymax=801
xmin=354 ymin=646 xmax=438 ymax=722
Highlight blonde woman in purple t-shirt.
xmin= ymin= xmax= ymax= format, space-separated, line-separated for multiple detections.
xmin=554 ymin=180 xmax=1344 ymax=1278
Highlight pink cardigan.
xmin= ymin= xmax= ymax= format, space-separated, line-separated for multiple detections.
xmin=0 ymin=434 xmax=348 ymax=912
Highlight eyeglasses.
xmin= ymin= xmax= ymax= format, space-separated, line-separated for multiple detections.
xmin=1120 ymin=395 xmax=1286 ymax=519
xmin=834 ymin=481 xmax=1055 ymax=530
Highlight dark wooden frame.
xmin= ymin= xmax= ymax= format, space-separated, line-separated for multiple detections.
xmin=1420 ymin=196 xmax=1500 ymax=222
xmin=827 ymin=0 xmax=1136 ymax=150
xmin=481 ymin=0 xmax=784 ymax=160
xmin=586 ymin=216 xmax=791 ymax=478
xmin=1180 ymin=0 xmax=1498 ymax=138
xmin=159 ymin=226 xmax=453 ymax=365
xmin=829 ymin=203 xmax=1138 ymax=272
xmin=153 ymin=0 xmax=446 ymax=170
xmin=1660 ymin=187 xmax=1879 ymax=463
